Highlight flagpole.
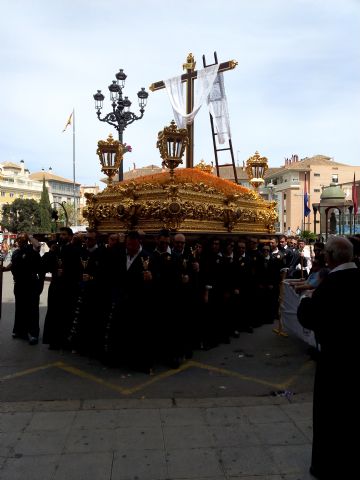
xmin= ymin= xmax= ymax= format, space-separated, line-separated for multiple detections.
xmin=353 ymin=173 xmax=357 ymax=234
xmin=303 ymin=172 xmax=306 ymax=232
xmin=72 ymin=108 xmax=76 ymax=226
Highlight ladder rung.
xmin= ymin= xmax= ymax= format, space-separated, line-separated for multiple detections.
xmin=216 ymin=147 xmax=231 ymax=152
xmin=217 ymin=163 xmax=235 ymax=168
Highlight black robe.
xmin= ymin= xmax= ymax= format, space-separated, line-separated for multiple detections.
xmin=297 ymin=266 xmax=360 ymax=478
xmin=10 ymin=245 xmax=42 ymax=339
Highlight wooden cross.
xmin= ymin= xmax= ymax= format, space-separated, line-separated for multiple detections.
xmin=149 ymin=53 xmax=237 ymax=168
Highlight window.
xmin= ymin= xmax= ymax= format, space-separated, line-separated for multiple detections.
xmin=314 ymin=189 xmax=321 ymax=193
xmin=332 ymin=174 xmax=338 ymax=183
xmin=283 ymin=193 xmax=287 ymax=200
xmin=314 ymin=173 xmax=320 ymax=177
xmin=10 ymin=192 xmax=14 ymax=198
xmin=1 ymin=191 xmax=5 ymax=197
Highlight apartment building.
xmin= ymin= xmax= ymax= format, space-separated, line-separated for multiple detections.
xmin=29 ymin=169 xmax=81 ymax=220
xmin=0 ymin=160 xmax=43 ymax=208
xmin=0 ymin=160 xmax=82 ymax=227
xmin=263 ymin=155 xmax=360 ymax=234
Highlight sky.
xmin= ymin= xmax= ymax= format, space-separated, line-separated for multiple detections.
xmin=1 ymin=0 xmax=360 ymax=189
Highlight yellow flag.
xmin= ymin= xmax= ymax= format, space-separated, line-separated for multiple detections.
xmin=62 ymin=111 xmax=73 ymax=132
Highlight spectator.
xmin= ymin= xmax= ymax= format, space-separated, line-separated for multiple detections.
xmin=1 ymin=233 xmax=42 ymax=345
xmin=297 ymin=236 xmax=359 ymax=479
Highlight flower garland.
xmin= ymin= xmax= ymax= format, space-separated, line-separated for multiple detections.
xmin=120 ymin=168 xmax=252 ymax=197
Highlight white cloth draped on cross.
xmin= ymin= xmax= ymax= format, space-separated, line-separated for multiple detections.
xmin=164 ymin=65 xmax=231 ymax=144
xmin=206 ymin=72 xmax=231 ymax=144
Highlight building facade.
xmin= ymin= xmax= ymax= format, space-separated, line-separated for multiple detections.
xmin=263 ymin=155 xmax=360 ymax=234
xmin=0 ymin=160 xmax=82 ymax=227
xmin=0 ymin=160 xmax=43 ymax=208
xmin=29 ymin=169 xmax=81 ymax=222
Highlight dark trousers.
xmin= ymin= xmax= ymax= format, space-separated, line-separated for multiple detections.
xmin=13 ymin=281 xmax=40 ymax=338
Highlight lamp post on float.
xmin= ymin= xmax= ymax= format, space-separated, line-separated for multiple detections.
xmin=93 ymin=69 xmax=149 ymax=181
xmin=245 ymin=151 xmax=269 ymax=190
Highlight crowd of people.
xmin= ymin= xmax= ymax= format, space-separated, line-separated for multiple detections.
xmin=2 ymin=229 xmax=360 ymax=374
xmin=2 ymin=230 xmax=360 ymax=478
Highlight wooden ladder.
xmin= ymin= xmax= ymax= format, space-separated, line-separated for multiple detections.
xmin=202 ymin=51 xmax=238 ymax=184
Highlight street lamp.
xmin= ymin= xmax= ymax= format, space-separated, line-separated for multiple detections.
xmin=51 ymin=201 xmax=69 ymax=229
xmin=93 ymin=69 xmax=149 ymax=182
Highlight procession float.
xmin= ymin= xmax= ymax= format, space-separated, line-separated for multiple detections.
xmin=84 ymin=53 xmax=277 ymax=236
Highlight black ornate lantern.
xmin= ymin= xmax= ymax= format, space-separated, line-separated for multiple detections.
xmin=93 ymin=68 xmax=149 ymax=181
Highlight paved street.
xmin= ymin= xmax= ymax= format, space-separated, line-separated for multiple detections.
xmin=0 ymin=271 xmax=316 ymax=479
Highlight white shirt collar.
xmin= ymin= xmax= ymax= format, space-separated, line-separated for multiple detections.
xmin=330 ymin=262 xmax=358 ymax=273
xmin=126 ymin=246 xmax=142 ymax=269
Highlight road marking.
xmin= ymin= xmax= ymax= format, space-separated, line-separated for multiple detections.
xmin=57 ymin=362 xmax=129 ymax=395
xmin=0 ymin=362 xmax=63 ymax=382
xmin=279 ymin=360 xmax=314 ymax=389
xmin=122 ymin=362 xmax=192 ymax=395
xmin=0 ymin=359 xmax=312 ymax=396
xmin=187 ymin=360 xmax=284 ymax=389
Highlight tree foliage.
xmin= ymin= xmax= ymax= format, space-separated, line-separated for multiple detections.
xmin=301 ymin=230 xmax=317 ymax=242
xmin=1 ymin=199 xmax=41 ymax=233
xmin=39 ymin=178 xmax=52 ymax=233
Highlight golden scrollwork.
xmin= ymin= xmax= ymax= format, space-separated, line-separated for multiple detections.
xmin=194 ymin=159 xmax=214 ymax=174
xmin=83 ymin=168 xmax=277 ymax=234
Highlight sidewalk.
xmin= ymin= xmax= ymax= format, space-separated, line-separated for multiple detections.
xmin=0 ymin=394 xmax=315 ymax=480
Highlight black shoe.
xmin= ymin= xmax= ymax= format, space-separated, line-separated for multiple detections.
xmin=220 ymin=336 xmax=231 ymax=344
xmin=309 ymin=465 xmax=322 ymax=479
xmin=28 ymin=336 xmax=39 ymax=345
xmin=12 ymin=332 xmax=27 ymax=339
xmin=184 ymin=350 xmax=193 ymax=359
xmin=169 ymin=357 xmax=181 ymax=369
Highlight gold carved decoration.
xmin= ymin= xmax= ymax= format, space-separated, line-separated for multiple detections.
xmin=156 ymin=120 xmax=189 ymax=180
xmin=246 ymin=151 xmax=269 ymax=189
xmin=183 ymin=53 xmax=196 ymax=71
xmin=195 ymin=159 xmax=214 ymax=174
xmin=96 ymin=134 xmax=129 ymax=184
xmin=83 ymin=168 xmax=277 ymax=234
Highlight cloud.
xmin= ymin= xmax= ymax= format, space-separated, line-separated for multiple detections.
xmin=0 ymin=0 xmax=359 ymax=186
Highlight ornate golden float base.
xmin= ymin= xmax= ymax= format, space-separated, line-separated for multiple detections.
xmin=84 ymin=169 xmax=277 ymax=235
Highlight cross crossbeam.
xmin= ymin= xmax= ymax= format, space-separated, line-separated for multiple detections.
xmin=149 ymin=53 xmax=237 ymax=168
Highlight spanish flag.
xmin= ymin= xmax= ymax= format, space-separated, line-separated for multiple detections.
xmin=62 ymin=111 xmax=73 ymax=132
xmin=352 ymin=173 xmax=358 ymax=215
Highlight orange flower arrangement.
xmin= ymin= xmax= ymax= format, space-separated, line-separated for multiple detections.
xmin=119 ymin=168 xmax=252 ymax=197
